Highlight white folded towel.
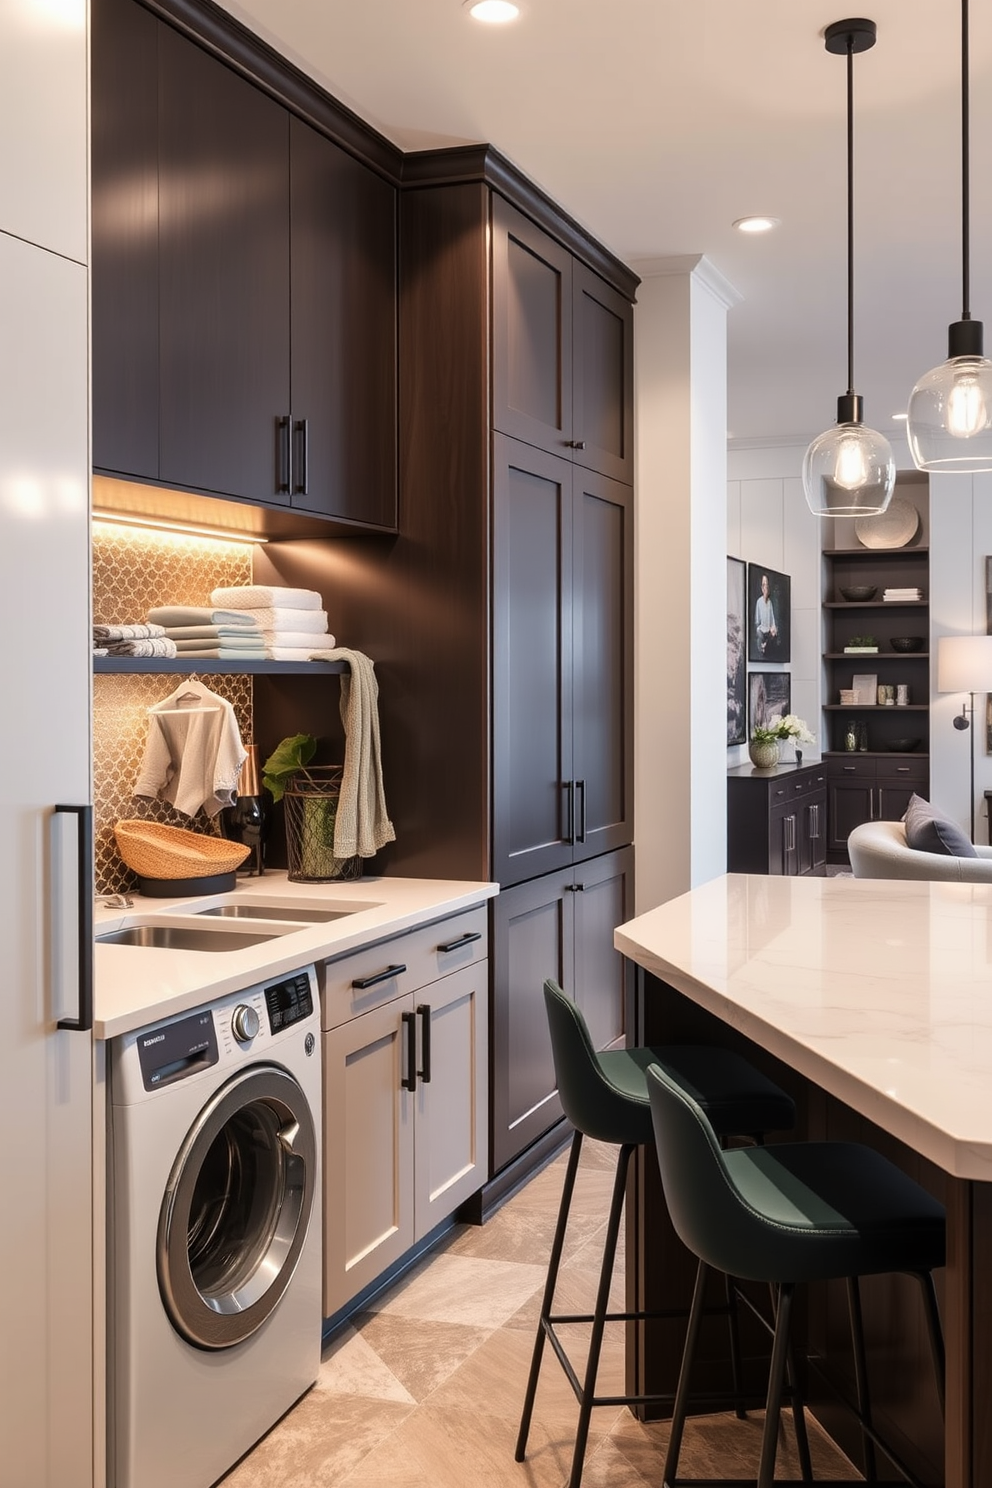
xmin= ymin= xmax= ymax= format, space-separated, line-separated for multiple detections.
xmin=148 ymin=606 xmax=260 ymax=629
xmin=210 ymin=586 xmax=322 ymax=611
xmin=93 ymin=622 xmax=167 ymax=641
xmin=265 ymin=645 xmax=333 ymax=661
xmin=164 ymin=624 xmax=266 ymax=641
xmin=260 ymin=631 xmax=336 ymax=650
xmin=169 ymin=648 xmax=270 ymax=659
xmin=308 ymin=648 xmax=395 ymax=858
xmin=227 ymin=607 xmax=329 ymax=633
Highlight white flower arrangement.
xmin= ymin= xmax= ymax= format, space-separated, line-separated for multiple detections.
xmin=751 ymin=713 xmax=815 ymax=745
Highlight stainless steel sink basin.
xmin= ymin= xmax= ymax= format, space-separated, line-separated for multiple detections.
xmin=96 ymin=925 xmax=283 ymax=951
xmin=196 ymin=903 xmax=353 ymax=923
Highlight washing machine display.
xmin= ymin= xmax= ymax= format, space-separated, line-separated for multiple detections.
xmin=110 ymin=968 xmax=323 ymax=1488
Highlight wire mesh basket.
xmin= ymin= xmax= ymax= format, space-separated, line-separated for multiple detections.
xmin=283 ymin=766 xmax=362 ymax=882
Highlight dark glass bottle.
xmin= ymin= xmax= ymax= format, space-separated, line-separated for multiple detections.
xmin=221 ymin=744 xmax=265 ymax=875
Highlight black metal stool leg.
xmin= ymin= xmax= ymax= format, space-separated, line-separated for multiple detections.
xmin=566 ymin=1141 xmax=634 ymax=1488
xmin=663 ymin=1258 xmax=710 ymax=1488
xmin=515 ymin=1130 xmax=583 ymax=1462
xmin=757 ymin=1282 xmax=794 ymax=1488
xmin=916 ymin=1270 xmax=945 ymax=1416
xmin=847 ymin=1275 xmax=878 ymax=1482
xmin=784 ymin=1318 xmax=813 ymax=1482
xmin=724 ymin=1272 xmax=747 ymax=1418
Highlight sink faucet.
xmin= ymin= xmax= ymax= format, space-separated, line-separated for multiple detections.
xmin=99 ymin=893 xmax=134 ymax=908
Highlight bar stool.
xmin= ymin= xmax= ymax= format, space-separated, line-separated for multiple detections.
xmin=514 ymin=979 xmax=797 ymax=1488
xmin=645 ymin=1061 xmax=946 ymax=1488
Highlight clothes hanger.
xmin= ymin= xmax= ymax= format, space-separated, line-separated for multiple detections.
xmin=152 ymin=674 xmax=224 ymax=712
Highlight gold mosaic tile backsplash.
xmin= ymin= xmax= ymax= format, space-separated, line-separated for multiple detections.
xmin=93 ymin=523 xmax=255 ymax=894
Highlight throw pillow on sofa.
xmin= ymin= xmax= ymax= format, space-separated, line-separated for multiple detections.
xmin=902 ymin=793 xmax=977 ymax=857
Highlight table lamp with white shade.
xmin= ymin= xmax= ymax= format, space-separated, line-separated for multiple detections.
xmin=936 ymin=634 xmax=992 ymax=840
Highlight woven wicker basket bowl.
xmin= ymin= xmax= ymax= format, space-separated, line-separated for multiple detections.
xmin=114 ymin=820 xmax=250 ymax=879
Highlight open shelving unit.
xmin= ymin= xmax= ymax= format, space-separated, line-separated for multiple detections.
xmin=93 ymin=657 xmax=347 ymax=675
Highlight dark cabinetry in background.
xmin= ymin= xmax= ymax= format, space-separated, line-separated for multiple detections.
xmin=826 ymin=756 xmax=927 ymax=855
xmin=727 ymin=763 xmax=827 ymax=877
xmin=92 ymin=0 xmax=397 ymax=529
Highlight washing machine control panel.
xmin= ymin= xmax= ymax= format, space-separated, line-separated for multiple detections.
xmin=264 ymin=970 xmax=315 ymax=1035
xmin=230 ymin=1003 xmax=261 ymax=1043
xmin=138 ymin=1010 xmax=219 ymax=1091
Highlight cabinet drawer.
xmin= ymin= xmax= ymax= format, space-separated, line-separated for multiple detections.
xmin=828 ymin=756 xmax=876 ymax=779
xmin=320 ymin=906 xmax=489 ymax=1030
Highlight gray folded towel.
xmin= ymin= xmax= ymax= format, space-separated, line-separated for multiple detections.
xmin=167 ymin=647 xmax=268 ymax=659
xmin=308 ymin=648 xmax=395 ymax=858
xmin=164 ymin=624 xmax=266 ymax=641
xmin=93 ymin=622 xmax=167 ymax=641
xmin=172 ymin=636 xmax=266 ymax=653
xmin=101 ymin=638 xmax=179 ymax=658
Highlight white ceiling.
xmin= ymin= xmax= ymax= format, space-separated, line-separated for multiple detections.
xmin=217 ymin=0 xmax=992 ymax=446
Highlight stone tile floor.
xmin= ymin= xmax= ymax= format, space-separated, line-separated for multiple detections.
xmin=222 ymin=1138 xmax=860 ymax=1487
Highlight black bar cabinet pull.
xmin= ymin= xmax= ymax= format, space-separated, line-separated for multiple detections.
xmin=417 ymin=1004 xmax=432 ymax=1083
xmin=401 ymin=1010 xmax=417 ymax=1092
xmin=437 ymin=931 xmax=482 ymax=954
xmin=294 ymin=417 xmax=309 ymax=496
xmin=277 ymin=414 xmax=292 ymax=493
xmin=575 ymin=778 xmax=587 ymax=842
xmin=352 ymin=963 xmax=407 ymax=990
xmin=56 ymin=803 xmax=93 ymax=1033
xmin=564 ymin=779 xmax=575 ymax=844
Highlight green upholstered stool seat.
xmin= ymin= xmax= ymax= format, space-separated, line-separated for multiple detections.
xmin=646 ymin=1062 xmax=946 ymax=1488
xmin=514 ymin=980 xmax=797 ymax=1488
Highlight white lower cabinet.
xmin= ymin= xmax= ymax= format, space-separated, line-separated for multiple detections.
xmin=321 ymin=911 xmax=488 ymax=1316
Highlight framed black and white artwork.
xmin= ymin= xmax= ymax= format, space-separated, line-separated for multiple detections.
xmin=748 ymin=671 xmax=791 ymax=736
xmin=747 ymin=563 xmax=791 ymax=663
xmin=727 ymin=557 xmax=747 ymax=745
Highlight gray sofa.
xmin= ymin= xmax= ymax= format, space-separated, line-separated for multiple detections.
xmin=847 ymin=818 xmax=992 ymax=882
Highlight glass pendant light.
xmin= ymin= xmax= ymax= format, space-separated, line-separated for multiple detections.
xmin=907 ymin=0 xmax=992 ymax=471
xmin=802 ymin=19 xmax=895 ymax=517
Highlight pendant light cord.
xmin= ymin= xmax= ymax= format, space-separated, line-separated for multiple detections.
xmin=846 ymin=35 xmax=855 ymax=395
xmin=962 ymin=0 xmax=971 ymax=321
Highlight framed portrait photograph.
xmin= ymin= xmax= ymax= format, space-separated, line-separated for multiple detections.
xmin=727 ymin=557 xmax=747 ymax=745
xmin=749 ymin=671 xmax=791 ymax=736
xmin=747 ymin=563 xmax=791 ymax=663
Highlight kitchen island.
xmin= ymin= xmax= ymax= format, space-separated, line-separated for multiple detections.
xmin=616 ymin=873 xmax=992 ymax=1488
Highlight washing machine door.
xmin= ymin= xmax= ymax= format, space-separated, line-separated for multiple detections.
xmin=157 ymin=1063 xmax=317 ymax=1350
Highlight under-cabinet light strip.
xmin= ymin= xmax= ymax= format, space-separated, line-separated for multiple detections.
xmin=92 ymin=510 xmax=268 ymax=545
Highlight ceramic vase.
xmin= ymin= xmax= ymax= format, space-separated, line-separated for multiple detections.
xmin=748 ymin=737 xmax=780 ymax=770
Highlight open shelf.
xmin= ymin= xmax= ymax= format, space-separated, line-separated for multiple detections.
xmin=93 ymin=657 xmax=348 ymax=675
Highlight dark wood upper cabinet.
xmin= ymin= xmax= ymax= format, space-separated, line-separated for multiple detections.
xmin=91 ymin=0 xmax=159 ymax=480
xmin=158 ymin=24 xmax=292 ymax=505
xmin=289 ymin=118 xmax=397 ymax=529
xmin=491 ymin=195 xmax=633 ymax=483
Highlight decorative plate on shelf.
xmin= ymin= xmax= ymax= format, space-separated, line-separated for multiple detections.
xmin=854 ymin=499 xmax=921 ymax=549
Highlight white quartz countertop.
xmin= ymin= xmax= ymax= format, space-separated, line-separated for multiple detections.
xmin=95 ymin=872 xmax=498 ymax=1040
xmin=615 ymin=873 xmax=992 ymax=1182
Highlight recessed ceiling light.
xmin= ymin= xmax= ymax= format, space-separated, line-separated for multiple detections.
xmin=892 ymin=412 xmax=908 ymax=421
xmin=466 ymin=0 xmax=520 ymax=20
xmin=733 ymin=216 xmax=780 ymax=234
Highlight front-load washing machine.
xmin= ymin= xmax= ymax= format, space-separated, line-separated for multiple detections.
xmin=109 ymin=966 xmax=322 ymax=1488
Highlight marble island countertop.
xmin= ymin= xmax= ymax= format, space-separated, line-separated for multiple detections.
xmin=95 ymin=871 xmax=497 ymax=1040
xmin=616 ymin=872 xmax=992 ymax=1181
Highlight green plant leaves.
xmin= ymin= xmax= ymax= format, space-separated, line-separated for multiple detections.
xmin=262 ymin=732 xmax=316 ymax=802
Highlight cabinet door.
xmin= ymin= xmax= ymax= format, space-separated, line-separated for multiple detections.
xmin=492 ymin=435 xmax=574 ymax=884
xmin=414 ymin=962 xmax=489 ymax=1234
xmin=827 ymin=777 xmax=873 ymax=852
xmin=572 ymin=261 xmax=633 ymax=483
xmin=158 ymin=24 xmax=291 ymax=504
xmin=571 ymin=467 xmax=633 ymax=862
xmin=572 ymin=847 xmax=634 ymax=1052
xmin=876 ymin=775 xmax=923 ymax=823
xmin=770 ymin=807 xmax=799 ymax=875
xmin=491 ymin=870 xmax=572 ymax=1172
xmin=492 ymin=195 xmax=573 ymax=456
xmin=322 ymin=998 xmax=415 ymax=1317
xmin=91 ymin=0 xmax=159 ymax=480
xmin=804 ymin=792 xmax=827 ymax=874
xmin=290 ymin=118 xmax=397 ymax=528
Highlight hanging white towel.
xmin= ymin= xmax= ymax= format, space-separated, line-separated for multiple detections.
xmin=308 ymin=648 xmax=395 ymax=858
xmin=133 ymin=678 xmax=246 ymax=818
xmin=209 ymin=585 xmax=322 ymax=611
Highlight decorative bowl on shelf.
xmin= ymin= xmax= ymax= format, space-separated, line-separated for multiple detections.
xmin=889 ymin=636 xmax=925 ymax=652
xmin=838 ymin=585 xmax=877 ymax=601
xmin=884 ymin=739 xmax=921 ymax=752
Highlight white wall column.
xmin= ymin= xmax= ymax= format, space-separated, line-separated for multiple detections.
xmin=633 ymin=256 xmax=739 ymax=912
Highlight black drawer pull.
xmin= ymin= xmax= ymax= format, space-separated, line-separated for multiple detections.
xmin=437 ymin=931 xmax=482 ymax=954
xmin=294 ymin=416 xmax=309 ymax=495
xmin=277 ymin=413 xmax=292 ymax=493
xmin=896 ymin=766 xmax=910 ymax=772
xmin=843 ymin=766 xmax=857 ymax=772
xmin=352 ymin=963 xmax=407 ymax=990
xmin=401 ymin=1010 xmax=417 ymax=1092
xmin=417 ymin=1004 xmax=432 ymax=1084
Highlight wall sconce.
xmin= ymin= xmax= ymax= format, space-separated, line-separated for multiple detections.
xmin=936 ymin=634 xmax=992 ymax=840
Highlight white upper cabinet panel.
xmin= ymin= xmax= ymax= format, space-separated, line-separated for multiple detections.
xmin=0 ymin=0 xmax=88 ymax=262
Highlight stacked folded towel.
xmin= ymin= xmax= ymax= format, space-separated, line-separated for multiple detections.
xmin=146 ymin=605 xmax=267 ymax=660
xmin=93 ymin=623 xmax=177 ymax=658
xmin=209 ymin=586 xmax=334 ymax=660
xmin=882 ymin=587 xmax=923 ymax=601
